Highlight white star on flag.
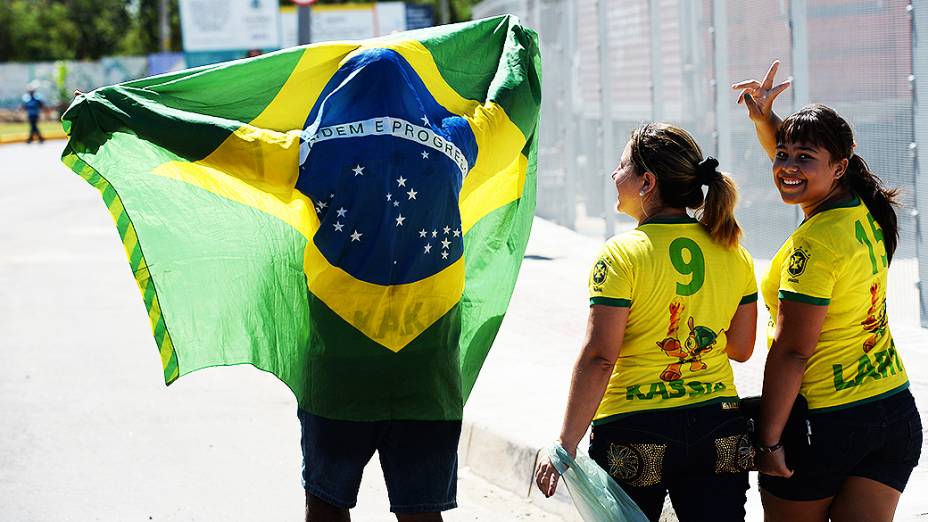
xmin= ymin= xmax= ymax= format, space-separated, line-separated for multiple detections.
xmin=393 ymin=201 xmax=399 ymax=207
xmin=441 ymin=251 xmax=449 ymax=259
xmin=421 ymin=115 xmax=429 ymax=126
xmin=407 ymin=188 xmax=417 ymax=200
xmin=441 ymin=238 xmax=451 ymax=249
xmin=352 ymin=164 xmax=364 ymax=176
xmin=419 ymin=229 xmax=427 ymax=238
xmin=350 ymin=230 xmax=362 ymax=242
xmin=336 ymin=207 xmax=347 ymax=217
xmin=443 ymin=226 xmax=450 ymax=235
xmin=319 ymin=201 xmax=328 ymax=209
xmin=453 ymin=228 xmax=461 ymax=237
xmin=421 ymin=150 xmax=429 ymax=159
xmin=431 ymin=230 xmax=438 ymax=238
xmin=333 ymin=221 xmax=344 ymax=232
xmin=386 ymin=193 xmax=392 ymax=201
xmin=330 ymin=193 xmax=335 ymax=198
xmin=395 ymin=214 xmax=406 ymax=226
xmin=397 ymin=176 xmax=407 ymax=187
xmin=424 ymin=243 xmax=432 ymax=254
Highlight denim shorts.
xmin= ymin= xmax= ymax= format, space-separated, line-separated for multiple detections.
xmin=589 ymin=399 xmax=751 ymax=522
xmin=760 ymin=388 xmax=922 ymax=501
xmin=297 ymin=409 xmax=461 ymax=513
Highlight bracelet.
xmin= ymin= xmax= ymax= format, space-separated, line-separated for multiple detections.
xmin=754 ymin=441 xmax=784 ymax=454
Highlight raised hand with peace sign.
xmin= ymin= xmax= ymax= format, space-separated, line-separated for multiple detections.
xmin=731 ymin=60 xmax=792 ymax=159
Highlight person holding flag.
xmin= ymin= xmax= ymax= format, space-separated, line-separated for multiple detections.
xmin=535 ymin=123 xmax=758 ymax=522
xmin=60 ymin=16 xmax=540 ymax=521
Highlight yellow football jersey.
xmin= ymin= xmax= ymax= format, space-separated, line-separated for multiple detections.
xmin=761 ymin=196 xmax=908 ymax=411
xmin=588 ymin=216 xmax=757 ymax=422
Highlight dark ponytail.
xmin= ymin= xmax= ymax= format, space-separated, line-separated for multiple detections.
xmin=845 ymin=154 xmax=899 ymax=262
xmin=777 ymin=104 xmax=899 ymax=262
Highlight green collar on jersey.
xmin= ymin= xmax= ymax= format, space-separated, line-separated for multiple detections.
xmin=801 ymin=193 xmax=861 ymax=225
xmin=639 ymin=215 xmax=699 ymax=226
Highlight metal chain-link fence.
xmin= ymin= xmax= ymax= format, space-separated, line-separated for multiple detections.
xmin=474 ymin=0 xmax=926 ymax=327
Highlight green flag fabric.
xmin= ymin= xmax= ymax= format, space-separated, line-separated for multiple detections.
xmin=61 ymin=16 xmax=541 ymax=421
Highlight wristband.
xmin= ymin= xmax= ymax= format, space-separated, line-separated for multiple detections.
xmin=754 ymin=441 xmax=783 ymax=454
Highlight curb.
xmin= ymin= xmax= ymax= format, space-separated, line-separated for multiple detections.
xmin=461 ymin=421 xmax=581 ymax=520
xmin=0 ymin=132 xmax=67 ymax=145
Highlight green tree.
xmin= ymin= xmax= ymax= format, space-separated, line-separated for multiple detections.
xmin=67 ymin=0 xmax=134 ymax=59
xmin=120 ymin=0 xmax=182 ymax=54
xmin=1 ymin=1 xmax=79 ymax=61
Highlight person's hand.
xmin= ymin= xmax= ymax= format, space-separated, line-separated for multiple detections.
xmin=755 ymin=447 xmax=793 ymax=478
xmin=534 ymin=454 xmax=561 ymax=498
xmin=731 ymin=60 xmax=791 ymax=123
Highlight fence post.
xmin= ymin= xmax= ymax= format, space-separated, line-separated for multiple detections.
xmin=913 ymin=0 xmax=928 ymax=326
xmin=712 ymin=0 xmax=732 ymax=168
xmin=564 ymin=0 xmax=578 ymax=229
xmin=597 ymin=0 xmax=615 ymax=238
xmin=649 ymin=0 xmax=664 ymax=122
xmin=788 ymin=0 xmax=811 ymax=228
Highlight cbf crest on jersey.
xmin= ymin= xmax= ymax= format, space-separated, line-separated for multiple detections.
xmin=788 ymin=246 xmax=811 ymax=278
xmin=591 ymin=258 xmax=609 ymax=292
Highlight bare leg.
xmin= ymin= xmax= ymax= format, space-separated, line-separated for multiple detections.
xmin=760 ymin=488 xmax=831 ymax=522
xmin=395 ymin=513 xmax=443 ymax=522
xmin=829 ymin=476 xmax=902 ymax=522
xmin=305 ymin=491 xmax=350 ymax=522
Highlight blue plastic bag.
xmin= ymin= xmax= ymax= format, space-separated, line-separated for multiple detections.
xmin=547 ymin=443 xmax=650 ymax=522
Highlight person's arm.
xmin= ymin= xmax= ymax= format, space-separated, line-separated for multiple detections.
xmin=725 ymin=301 xmax=757 ymax=362
xmin=535 ymin=304 xmax=629 ymax=497
xmin=731 ymin=60 xmax=791 ymax=160
xmin=755 ymin=300 xmax=827 ymax=477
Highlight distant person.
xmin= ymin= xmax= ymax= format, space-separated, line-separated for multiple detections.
xmin=245 ymin=49 xmax=263 ymax=58
xmin=732 ymin=61 xmax=922 ymax=522
xmin=535 ymin=123 xmax=758 ymax=522
xmin=22 ymin=84 xmax=45 ymax=144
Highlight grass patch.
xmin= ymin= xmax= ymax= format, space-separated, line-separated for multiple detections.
xmin=0 ymin=121 xmax=66 ymax=140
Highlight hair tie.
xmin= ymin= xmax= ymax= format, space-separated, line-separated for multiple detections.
xmin=697 ymin=157 xmax=721 ymax=186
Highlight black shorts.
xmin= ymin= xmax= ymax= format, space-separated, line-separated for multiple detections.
xmin=589 ymin=400 xmax=751 ymax=522
xmin=760 ymin=388 xmax=922 ymax=501
xmin=298 ymin=409 xmax=461 ymax=513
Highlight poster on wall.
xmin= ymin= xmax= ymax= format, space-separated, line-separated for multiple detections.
xmin=310 ymin=2 xmax=407 ymax=43
xmin=179 ymin=0 xmax=281 ymax=52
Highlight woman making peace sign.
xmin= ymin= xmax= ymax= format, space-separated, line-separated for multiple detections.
xmin=733 ymin=61 xmax=922 ymax=522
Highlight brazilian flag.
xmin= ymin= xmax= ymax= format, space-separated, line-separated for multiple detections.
xmin=60 ymin=16 xmax=541 ymax=421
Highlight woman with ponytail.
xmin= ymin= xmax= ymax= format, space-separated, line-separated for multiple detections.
xmin=534 ymin=123 xmax=759 ymax=521
xmin=733 ymin=62 xmax=921 ymax=521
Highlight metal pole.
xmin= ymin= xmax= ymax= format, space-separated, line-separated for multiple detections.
xmin=911 ymin=0 xmax=928 ymax=326
xmin=159 ymin=0 xmax=171 ymax=53
xmin=298 ymin=6 xmax=312 ymax=45
xmin=649 ymin=0 xmax=664 ymax=122
xmin=564 ymin=0 xmax=578 ymax=229
xmin=439 ymin=0 xmax=451 ymax=25
xmin=712 ymin=0 xmax=732 ymax=168
xmin=789 ymin=0 xmax=810 ymax=227
xmin=597 ymin=0 xmax=615 ymax=238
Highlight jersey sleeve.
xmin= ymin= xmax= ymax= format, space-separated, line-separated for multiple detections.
xmin=777 ymin=235 xmax=839 ymax=306
xmin=588 ymin=240 xmax=634 ymax=307
xmin=739 ymin=246 xmax=758 ymax=304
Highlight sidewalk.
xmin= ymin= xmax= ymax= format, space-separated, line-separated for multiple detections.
xmin=462 ymin=217 xmax=928 ymax=521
